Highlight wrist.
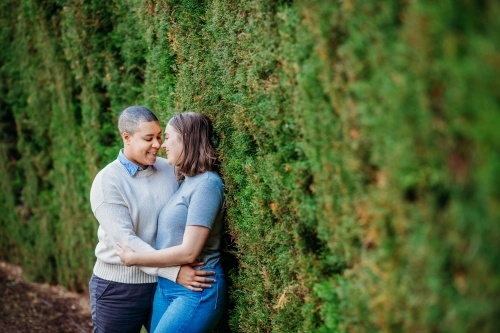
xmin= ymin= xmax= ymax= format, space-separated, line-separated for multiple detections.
xmin=131 ymin=253 xmax=139 ymax=266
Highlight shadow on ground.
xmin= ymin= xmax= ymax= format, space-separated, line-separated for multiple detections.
xmin=0 ymin=261 xmax=92 ymax=333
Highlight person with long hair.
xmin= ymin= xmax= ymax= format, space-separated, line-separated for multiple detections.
xmin=117 ymin=112 xmax=226 ymax=333
xmin=89 ymin=106 xmax=215 ymax=333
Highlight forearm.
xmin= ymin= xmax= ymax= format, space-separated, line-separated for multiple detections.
xmin=119 ymin=226 xmax=210 ymax=268
xmin=130 ymin=245 xmax=198 ymax=267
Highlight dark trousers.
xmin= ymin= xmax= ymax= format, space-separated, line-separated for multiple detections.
xmin=89 ymin=274 xmax=157 ymax=333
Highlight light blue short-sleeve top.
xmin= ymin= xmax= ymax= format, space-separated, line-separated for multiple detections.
xmin=156 ymin=171 xmax=224 ymax=268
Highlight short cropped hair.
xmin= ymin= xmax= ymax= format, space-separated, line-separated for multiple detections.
xmin=118 ymin=106 xmax=158 ymax=134
xmin=168 ymin=112 xmax=217 ymax=180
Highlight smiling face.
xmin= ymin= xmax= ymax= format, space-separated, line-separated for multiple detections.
xmin=161 ymin=123 xmax=184 ymax=166
xmin=122 ymin=121 xmax=162 ymax=168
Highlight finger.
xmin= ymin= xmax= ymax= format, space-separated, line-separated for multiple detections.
xmin=116 ymin=242 xmax=123 ymax=249
xmin=194 ymin=270 xmax=215 ymax=276
xmin=194 ymin=276 xmax=216 ymax=283
xmin=190 ymin=285 xmax=203 ymax=292
xmin=196 ymin=282 xmax=212 ymax=289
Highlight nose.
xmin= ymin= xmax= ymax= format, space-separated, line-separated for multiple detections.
xmin=152 ymin=138 xmax=161 ymax=148
xmin=161 ymin=141 xmax=166 ymax=149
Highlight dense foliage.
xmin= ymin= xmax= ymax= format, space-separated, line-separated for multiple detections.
xmin=1 ymin=0 xmax=499 ymax=332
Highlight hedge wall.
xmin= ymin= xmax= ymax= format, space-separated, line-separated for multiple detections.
xmin=1 ymin=0 xmax=499 ymax=332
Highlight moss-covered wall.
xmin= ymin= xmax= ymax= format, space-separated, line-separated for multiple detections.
xmin=1 ymin=0 xmax=499 ymax=331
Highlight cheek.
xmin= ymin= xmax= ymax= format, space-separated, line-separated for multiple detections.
xmin=169 ymin=140 xmax=179 ymax=151
xmin=176 ymin=142 xmax=183 ymax=154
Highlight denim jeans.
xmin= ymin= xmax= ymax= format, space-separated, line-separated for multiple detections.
xmin=89 ymin=274 xmax=157 ymax=333
xmin=151 ymin=264 xmax=227 ymax=333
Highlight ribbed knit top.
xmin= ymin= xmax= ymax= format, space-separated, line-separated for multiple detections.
xmin=89 ymin=152 xmax=179 ymax=283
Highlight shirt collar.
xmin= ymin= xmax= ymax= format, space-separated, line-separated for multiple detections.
xmin=118 ymin=149 xmax=157 ymax=176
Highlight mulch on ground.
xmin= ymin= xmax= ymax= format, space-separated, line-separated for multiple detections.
xmin=0 ymin=261 xmax=93 ymax=333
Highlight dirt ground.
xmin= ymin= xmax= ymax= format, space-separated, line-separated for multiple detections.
xmin=0 ymin=261 xmax=93 ymax=333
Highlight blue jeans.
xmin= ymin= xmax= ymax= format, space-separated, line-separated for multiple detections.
xmin=151 ymin=264 xmax=227 ymax=333
xmin=89 ymin=274 xmax=156 ymax=333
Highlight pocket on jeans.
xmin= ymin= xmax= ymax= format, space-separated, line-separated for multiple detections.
xmin=95 ymin=277 xmax=112 ymax=301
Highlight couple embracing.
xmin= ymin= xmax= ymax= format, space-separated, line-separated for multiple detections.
xmin=89 ymin=106 xmax=226 ymax=333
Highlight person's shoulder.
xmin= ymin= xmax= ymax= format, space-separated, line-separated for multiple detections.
xmin=90 ymin=159 xmax=125 ymax=192
xmin=206 ymin=171 xmax=222 ymax=183
xmin=93 ymin=159 xmax=123 ymax=180
xmin=94 ymin=159 xmax=127 ymax=181
xmin=197 ymin=171 xmax=223 ymax=188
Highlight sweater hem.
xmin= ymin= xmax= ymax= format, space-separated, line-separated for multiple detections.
xmin=93 ymin=260 xmax=157 ymax=284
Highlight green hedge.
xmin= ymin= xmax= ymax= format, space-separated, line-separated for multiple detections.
xmin=1 ymin=0 xmax=499 ymax=332
xmin=0 ymin=0 xmax=148 ymax=290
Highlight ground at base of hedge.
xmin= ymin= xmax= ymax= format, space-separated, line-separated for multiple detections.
xmin=0 ymin=261 xmax=93 ymax=333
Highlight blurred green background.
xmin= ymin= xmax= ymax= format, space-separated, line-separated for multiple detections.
xmin=1 ymin=0 xmax=499 ymax=332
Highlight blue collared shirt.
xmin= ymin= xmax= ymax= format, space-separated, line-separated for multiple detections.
xmin=118 ymin=149 xmax=157 ymax=176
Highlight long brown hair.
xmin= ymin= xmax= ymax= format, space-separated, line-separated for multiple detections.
xmin=169 ymin=112 xmax=217 ymax=181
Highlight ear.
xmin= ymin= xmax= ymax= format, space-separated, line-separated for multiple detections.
xmin=121 ymin=132 xmax=131 ymax=144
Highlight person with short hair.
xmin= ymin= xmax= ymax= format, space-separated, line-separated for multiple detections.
xmin=89 ymin=106 xmax=215 ymax=333
xmin=117 ymin=111 xmax=227 ymax=333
